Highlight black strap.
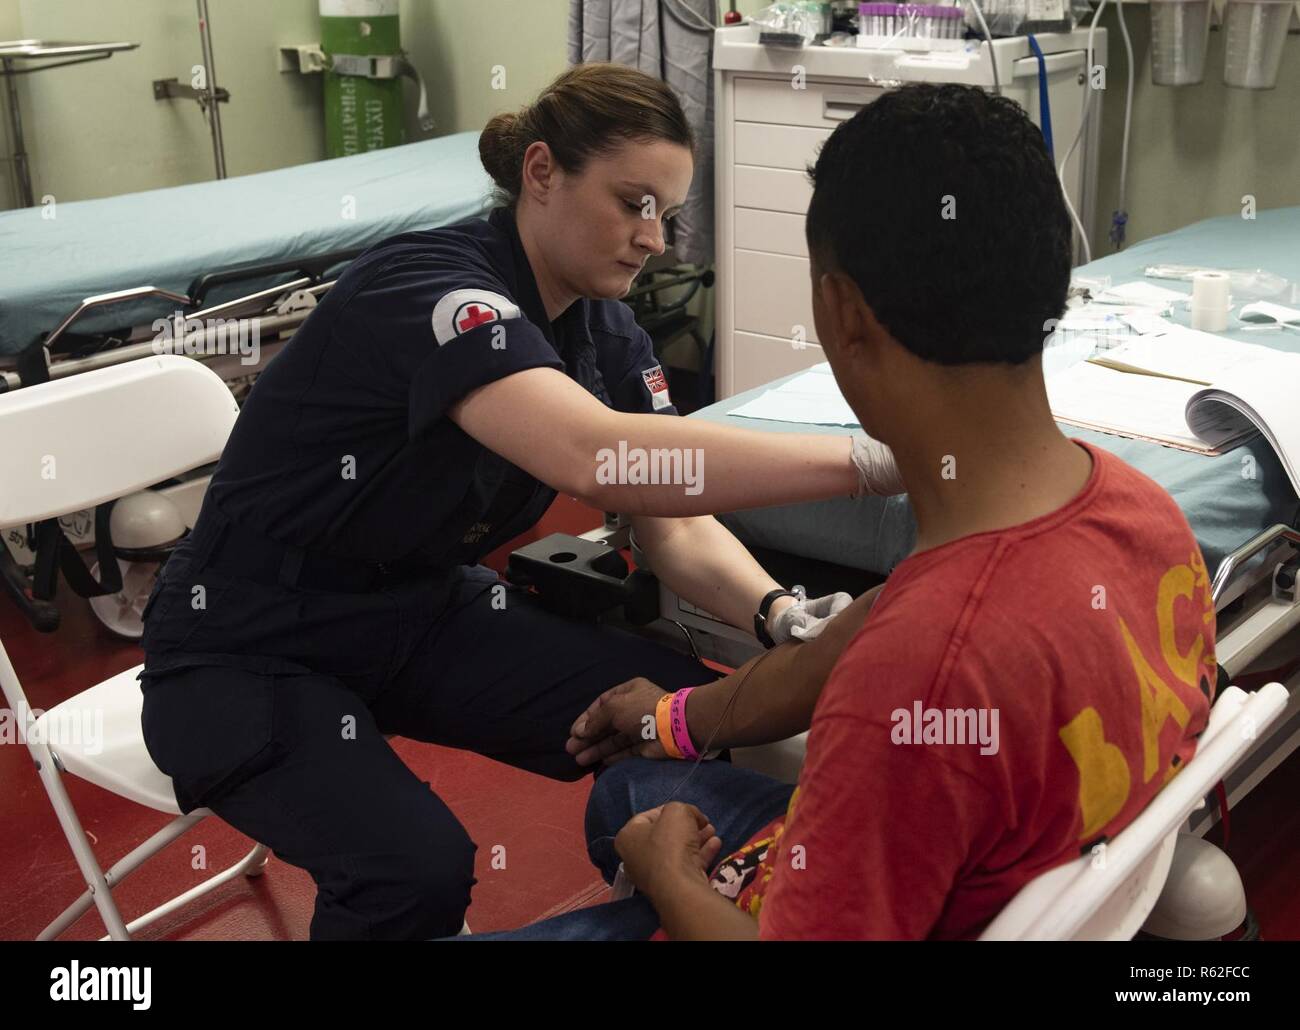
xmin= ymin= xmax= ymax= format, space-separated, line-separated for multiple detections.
xmin=754 ymin=587 xmax=798 ymax=649
xmin=16 ymin=338 xmax=50 ymax=388
xmin=1214 ymin=663 xmax=1231 ymax=702
xmin=30 ymin=502 xmax=124 ymax=600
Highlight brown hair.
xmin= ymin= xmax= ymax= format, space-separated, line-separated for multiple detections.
xmin=479 ymin=62 xmax=695 ymax=207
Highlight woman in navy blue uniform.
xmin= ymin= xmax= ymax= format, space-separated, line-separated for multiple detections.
xmin=139 ymin=63 xmax=901 ymax=940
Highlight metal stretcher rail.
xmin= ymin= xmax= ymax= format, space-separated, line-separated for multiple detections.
xmin=1 ymin=249 xmax=354 ymax=392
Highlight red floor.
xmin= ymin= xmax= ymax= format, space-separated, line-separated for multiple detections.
xmin=3 ymin=495 xmax=1298 ymax=940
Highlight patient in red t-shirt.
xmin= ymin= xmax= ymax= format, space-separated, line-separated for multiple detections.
xmin=473 ymin=83 xmax=1215 ymax=941
xmin=722 ymin=439 xmax=1215 ymax=940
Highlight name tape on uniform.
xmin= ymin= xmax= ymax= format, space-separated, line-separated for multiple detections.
xmin=432 ymin=289 xmax=521 ymax=345
xmin=641 ymin=364 xmax=672 ymax=410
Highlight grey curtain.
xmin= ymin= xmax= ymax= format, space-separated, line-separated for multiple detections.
xmin=568 ymin=0 xmax=716 ymax=266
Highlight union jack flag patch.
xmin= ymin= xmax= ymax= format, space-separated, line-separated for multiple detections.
xmin=641 ymin=364 xmax=672 ymax=410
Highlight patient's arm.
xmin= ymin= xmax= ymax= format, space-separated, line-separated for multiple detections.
xmin=687 ymin=583 xmax=884 ymax=750
xmin=567 ymin=582 xmax=884 ymax=764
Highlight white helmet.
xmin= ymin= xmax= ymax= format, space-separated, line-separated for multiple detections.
xmin=89 ymin=490 xmax=188 ymax=639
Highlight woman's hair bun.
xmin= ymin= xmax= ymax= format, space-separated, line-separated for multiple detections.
xmin=477 ymin=63 xmax=694 ymax=208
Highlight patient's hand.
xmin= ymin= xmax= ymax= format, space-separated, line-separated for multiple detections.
xmin=615 ymin=802 xmax=722 ymax=897
xmin=566 ymin=677 xmax=669 ymax=767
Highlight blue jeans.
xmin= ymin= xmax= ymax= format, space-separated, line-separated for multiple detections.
xmin=445 ymin=757 xmax=797 ymax=940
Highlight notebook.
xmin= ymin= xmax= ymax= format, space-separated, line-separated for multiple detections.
xmin=1047 ymin=322 xmax=1300 ymax=493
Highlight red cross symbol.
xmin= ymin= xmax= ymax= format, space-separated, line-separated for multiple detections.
xmin=456 ymin=303 xmax=498 ymax=333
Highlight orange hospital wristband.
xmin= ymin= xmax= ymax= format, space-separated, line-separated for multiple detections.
xmin=656 ymin=691 xmax=684 ymax=759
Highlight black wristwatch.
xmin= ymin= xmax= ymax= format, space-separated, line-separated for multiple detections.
xmin=754 ymin=587 xmax=798 ymax=649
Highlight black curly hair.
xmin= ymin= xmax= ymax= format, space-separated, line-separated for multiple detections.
xmin=805 ymin=83 xmax=1073 ymax=367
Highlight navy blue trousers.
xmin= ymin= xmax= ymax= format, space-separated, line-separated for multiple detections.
xmin=139 ymin=554 xmax=721 ymax=941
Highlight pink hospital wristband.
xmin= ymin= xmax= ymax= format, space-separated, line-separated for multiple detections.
xmin=669 ymin=687 xmax=702 ymax=761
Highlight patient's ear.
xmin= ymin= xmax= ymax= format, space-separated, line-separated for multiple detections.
xmin=820 ymin=271 xmax=870 ymax=359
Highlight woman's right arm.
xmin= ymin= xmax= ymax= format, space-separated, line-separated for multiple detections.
xmin=449 ymin=367 xmax=860 ymax=517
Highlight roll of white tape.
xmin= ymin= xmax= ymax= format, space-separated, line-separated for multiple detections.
xmin=1191 ymin=270 xmax=1231 ymax=331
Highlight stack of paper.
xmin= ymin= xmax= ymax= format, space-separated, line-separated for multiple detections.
xmin=1047 ymin=318 xmax=1300 ymax=462
xmin=1086 ymin=323 xmax=1278 ymax=384
xmin=727 ymin=364 xmax=860 ymax=427
xmin=1188 ymin=353 xmax=1300 ymax=495
xmin=1046 ymin=362 xmax=1252 ymax=454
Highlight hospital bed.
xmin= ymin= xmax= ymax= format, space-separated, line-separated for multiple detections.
xmin=0 ymin=129 xmax=495 ymax=385
xmin=560 ymin=205 xmax=1300 ymax=837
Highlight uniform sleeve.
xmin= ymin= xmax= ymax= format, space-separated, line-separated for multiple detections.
xmin=607 ymin=325 xmax=679 ymax=417
xmin=334 ymin=255 xmax=565 ymax=440
xmin=755 ymin=627 xmax=1000 ymax=940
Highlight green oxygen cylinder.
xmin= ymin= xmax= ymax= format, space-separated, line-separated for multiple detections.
xmin=320 ymin=0 xmax=404 ymax=157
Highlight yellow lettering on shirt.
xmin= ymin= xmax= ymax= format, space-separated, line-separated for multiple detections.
xmin=1121 ymin=617 xmax=1191 ymax=783
xmin=1059 ymin=707 xmax=1130 ymax=840
xmin=1157 ymin=564 xmax=1203 ymax=688
xmin=1058 ymin=552 xmax=1213 ymax=843
xmin=1157 ymin=552 xmax=1215 ymax=688
xmin=1191 ymin=550 xmax=1217 ymax=667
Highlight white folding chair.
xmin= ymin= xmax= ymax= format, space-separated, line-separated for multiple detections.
xmin=979 ymin=681 xmax=1289 ymax=940
xmin=0 ymin=355 xmax=267 ymax=940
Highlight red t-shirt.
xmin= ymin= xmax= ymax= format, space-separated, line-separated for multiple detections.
xmin=684 ymin=441 xmax=1215 ymax=939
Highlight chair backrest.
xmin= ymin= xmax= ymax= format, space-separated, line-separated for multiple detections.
xmin=978 ymin=682 xmax=1289 ymax=940
xmin=0 ymin=356 xmax=238 ymax=527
